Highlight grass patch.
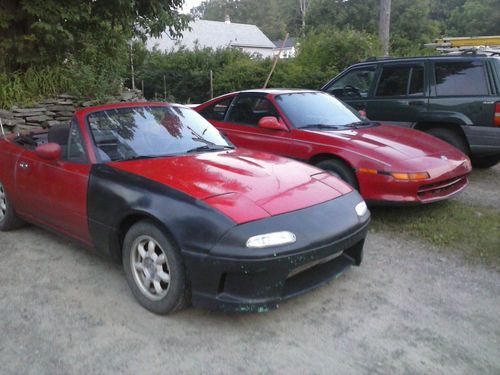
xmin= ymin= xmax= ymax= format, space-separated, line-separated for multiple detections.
xmin=370 ymin=201 xmax=500 ymax=268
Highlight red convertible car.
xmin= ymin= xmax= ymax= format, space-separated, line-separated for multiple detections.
xmin=0 ymin=102 xmax=370 ymax=314
xmin=196 ymin=90 xmax=472 ymax=204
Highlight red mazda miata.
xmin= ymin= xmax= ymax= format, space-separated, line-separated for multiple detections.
xmin=0 ymin=102 xmax=370 ymax=314
xmin=196 ymin=90 xmax=472 ymax=204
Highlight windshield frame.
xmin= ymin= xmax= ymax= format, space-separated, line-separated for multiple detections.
xmin=274 ymin=91 xmax=364 ymax=130
xmin=84 ymin=104 xmax=232 ymax=163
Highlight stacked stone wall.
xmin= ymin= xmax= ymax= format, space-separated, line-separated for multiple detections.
xmin=0 ymin=89 xmax=143 ymax=134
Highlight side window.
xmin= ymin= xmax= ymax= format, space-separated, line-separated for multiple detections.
xmin=408 ymin=66 xmax=424 ymax=96
xmin=200 ymin=97 xmax=233 ymax=121
xmin=327 ymin=66 xmax=376 ymax=98
xmin=376 ymin=65 xmax=424 ymax=97
xmin=66 ymin=120 xmax=88 ymax=163
xmin=227 ymin=96 xmax=278 ymax=126
xmin=434 ymin=61 xmax=488 ymax=96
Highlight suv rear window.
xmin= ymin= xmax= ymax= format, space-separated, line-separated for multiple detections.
xmin=376 ymin=66 xmax=424 ymax=97
xmin=434 ymin=61 xmax=488 ymax=96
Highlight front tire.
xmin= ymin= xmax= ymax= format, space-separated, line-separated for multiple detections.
xmin=122 ymin=220 xmax=189 ymax=314
xmin=0 ymin=181 xmax=25 ymax=231
xmin=315 ymin=159 xmax=359 ymax=189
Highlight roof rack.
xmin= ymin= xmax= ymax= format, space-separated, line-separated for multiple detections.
xmin=364 ymin=56 xmax=394 ymax=62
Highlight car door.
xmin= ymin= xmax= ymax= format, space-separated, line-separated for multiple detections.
xmin=15 ymin=120 xmax=92 ymax=245
xmin=428 ymin=59 xmax=494 ymax=126
xmin=323 ymin=64 xmax=377 ymax=114
xmin=366 ymin=62 xmax=429 ymax=126
xmin=216 ymin=94 xmax=294 ymax=157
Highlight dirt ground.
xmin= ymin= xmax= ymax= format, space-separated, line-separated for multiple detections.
xmin=0 ymin=166 xmax=499 ymax=375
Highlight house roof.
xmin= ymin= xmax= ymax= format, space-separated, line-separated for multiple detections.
xmin=272 ymin=37 xmax=296 ymax=49
xmin=147 ymin=20 xmax=276 ymax=52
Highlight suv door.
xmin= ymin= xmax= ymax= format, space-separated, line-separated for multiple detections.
xmin=323 ymin=65 xmax=377 ymax=114
xmin=429 ymin=59 xmax=493 ymax=127
xmin=367 ymin=62 xmax=428 ymax=126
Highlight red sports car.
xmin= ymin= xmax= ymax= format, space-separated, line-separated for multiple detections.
xmin=196 ymin=90 xmax=472 ymax=204
xmin=0 ymin=102 xmax=370 ymax=314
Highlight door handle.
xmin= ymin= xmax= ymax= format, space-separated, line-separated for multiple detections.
xmin=19 ymin=162 xmax=29 ymax=169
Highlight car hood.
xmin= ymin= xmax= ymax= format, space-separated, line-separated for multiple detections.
xmin=306 ymin=124 xmax=460 ymax=162
xmin=108 ymin=149 xmax=352 ymax=224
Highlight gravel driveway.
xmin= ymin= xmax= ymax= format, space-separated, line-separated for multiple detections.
xmin=1 ymin=220 xmax=499 ymax=374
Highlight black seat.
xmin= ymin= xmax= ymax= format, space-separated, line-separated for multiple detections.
xmin=48 ymin=124 xmax=70 ymax=157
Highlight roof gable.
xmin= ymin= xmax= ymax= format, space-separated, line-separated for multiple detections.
xmin=147 ymin=20 xmax=275 ymax=52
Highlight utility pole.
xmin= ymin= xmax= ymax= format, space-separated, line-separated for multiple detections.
xmin=379 ymin=0 xmax=391 ymax=56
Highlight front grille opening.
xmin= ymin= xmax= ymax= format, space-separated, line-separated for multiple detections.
xmin=283 ymin=239 xmax=364 ymax=299
xmin=417 ymin=175 xmax=467 ymax=199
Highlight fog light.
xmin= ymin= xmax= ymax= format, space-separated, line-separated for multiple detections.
xmin=246 ymin=231 xmax=296 ymax=248
xmin=355 ymin=201 xmax=368 ymax=216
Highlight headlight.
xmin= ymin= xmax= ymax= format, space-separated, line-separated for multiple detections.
xmin=355 ymin=201 xmax=368 ymax=217
xmin=246 ymin=231 xmax=297 ymax=248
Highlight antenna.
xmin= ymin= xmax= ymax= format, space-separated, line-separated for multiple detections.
xmin=0 ymin=118 xmax=5 ymax=137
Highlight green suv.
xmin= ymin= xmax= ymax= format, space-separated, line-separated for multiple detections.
xmin=322 ymin=54 xmax=500 ymax=168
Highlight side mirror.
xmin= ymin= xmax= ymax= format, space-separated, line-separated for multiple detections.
xmin=258 ymin=116 xmax=288 ymax=131
xmin=35 ymin=143 xmax=61 ymax=161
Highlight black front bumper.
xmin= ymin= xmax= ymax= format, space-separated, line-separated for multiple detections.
xmin=182 ymin=192 xmax=370 ymax=312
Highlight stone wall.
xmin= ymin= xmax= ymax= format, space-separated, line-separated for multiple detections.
xmin=0 ymin=89 xmax=143 ymax=134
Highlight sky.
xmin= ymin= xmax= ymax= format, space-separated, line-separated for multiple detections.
xmin=181 ymin=0 xmax=204 ymax=14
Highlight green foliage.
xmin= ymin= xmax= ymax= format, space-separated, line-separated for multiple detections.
xmin=135 ymin=27 xmax=375 ymax=103
xmin=296 ymin=28 xmax=380 ymax=72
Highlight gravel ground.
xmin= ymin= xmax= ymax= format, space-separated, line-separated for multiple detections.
xmin=453 ymin=163 xmax=500 ymax=209
xmin=1 ymin=223 xmax=499 ymax=374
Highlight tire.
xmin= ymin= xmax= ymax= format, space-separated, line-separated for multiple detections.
xmin=471 ymin=156 xmax=500 ymax=169
xmin=426 ymin=128 xmax=468 ymax=154
xmin=315 ymin=159 xmax=359 ymax=189
xmin=122 ymin=220 xmax=189 ymax=315
xmin=0 ymin=181 xmax=25 ymax=231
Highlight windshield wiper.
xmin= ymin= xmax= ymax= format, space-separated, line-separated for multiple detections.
xmin=122 ymin=155 xmax=167 ymax=161
xmin=343 ymin=121 xmax=375 ymax=129
xmin=300 ymin=124 xmax=340 ymax=130
xmin=186 ymin=145 xmax=234 ymax=153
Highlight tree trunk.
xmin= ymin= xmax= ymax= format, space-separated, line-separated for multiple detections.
xmin=379 ymin=0 xmax=391 ymax=56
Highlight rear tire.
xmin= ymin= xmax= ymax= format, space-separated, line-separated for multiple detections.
xmin=122 ymin=220 xmax=189 ymax=315
xmin=426 ymin=128 xmax=468 ymax=154
xmin=0 ymin=181 xmax=25 ymax=231
xmin=315 ymin=159 xmax=359 ymax=189
xmin=471 ymin=156 xmax=500 ymax=169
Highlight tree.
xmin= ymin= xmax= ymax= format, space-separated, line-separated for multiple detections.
xmin=379 ymin=0 xmax=391 ymax=56
xmin=298 ymin=0 xmax=311 ymax=31
xmin=0 ymin=0 xmax=190 ymax=73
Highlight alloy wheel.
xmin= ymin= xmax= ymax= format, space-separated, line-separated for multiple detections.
xmin=130 ymin=235 xmax=171 ymax=301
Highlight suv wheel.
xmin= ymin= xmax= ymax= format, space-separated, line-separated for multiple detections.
xmin=426 ymin=128 xmax=468 ymax=154
xmin=471 ymin=156 xmax=500 ymax=169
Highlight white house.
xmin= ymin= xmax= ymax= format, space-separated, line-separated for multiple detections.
xmin=273 ymin=37 xmax=297 ymax=59
xmin=147 ymin=18 xmax=276 ymax=58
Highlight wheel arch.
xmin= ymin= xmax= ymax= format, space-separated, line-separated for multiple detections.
xmin=110 ymin=211 xmax=178 ymax=263
xmin=309 ymin=153 xmax=356 ymax=171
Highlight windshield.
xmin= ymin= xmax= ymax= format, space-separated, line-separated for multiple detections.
xmin=87 ymin=105 xmax=231 ymax=162
xmin=275 ymin=92 xmax=362 ymax=129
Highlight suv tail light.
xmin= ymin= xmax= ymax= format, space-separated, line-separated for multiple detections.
xmin=495 ymin=102 xmax=500 ymax=126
